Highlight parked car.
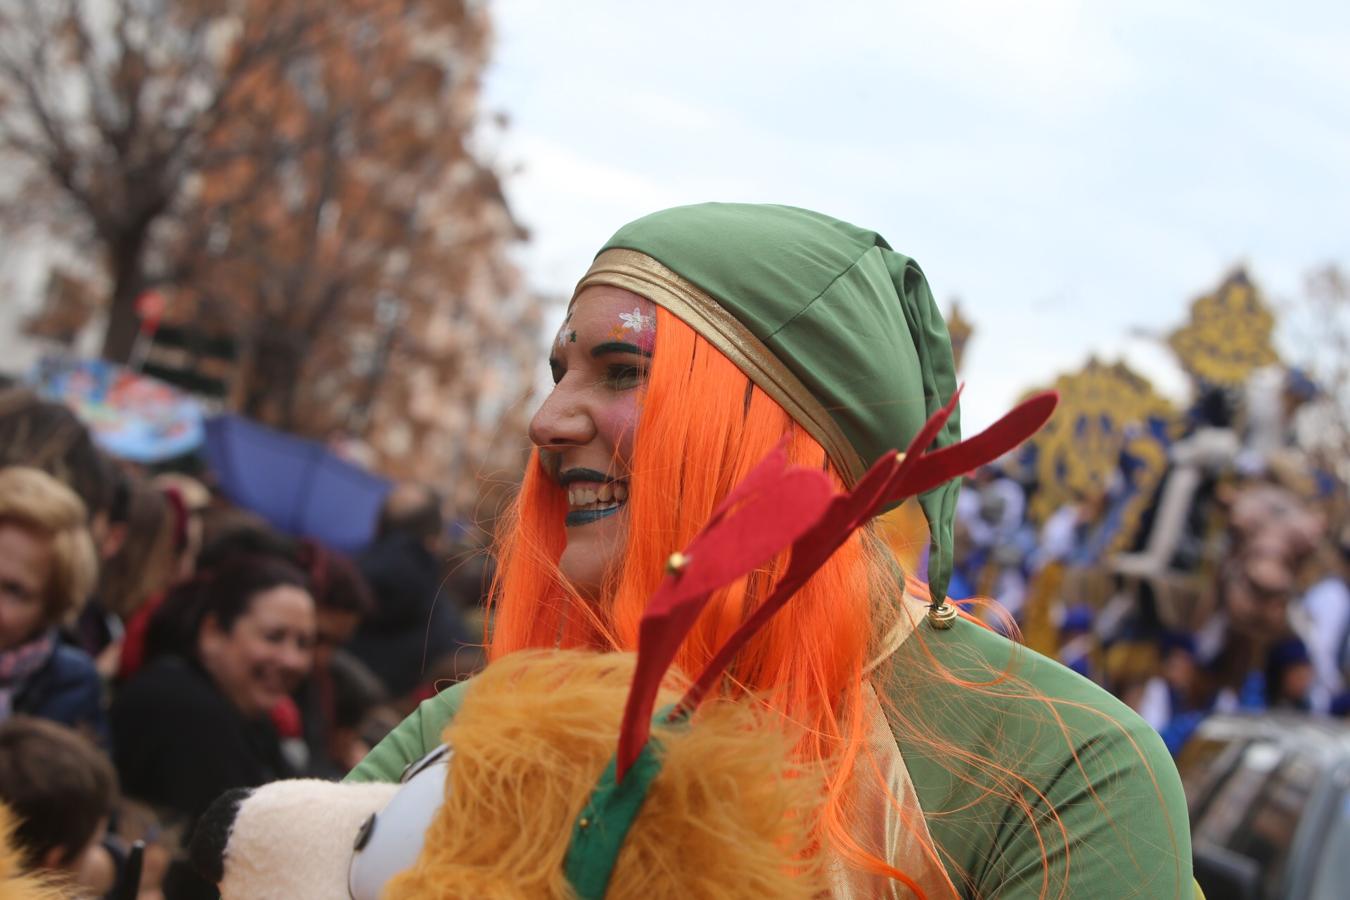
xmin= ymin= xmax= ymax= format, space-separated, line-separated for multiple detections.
xmin=1177 ymin=713 xmax=1350 ymax=899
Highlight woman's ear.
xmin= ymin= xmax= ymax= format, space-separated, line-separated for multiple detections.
xmin=198 ymin=612 xmax=226 ymax=664
xmin=40 ymin=843 xmax=69 ymax=870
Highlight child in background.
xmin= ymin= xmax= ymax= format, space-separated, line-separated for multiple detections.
xmin=1136 ymin=634 xmax=1207 ymax=756
xmin=0 ymin=716 xmax=117 ymax=897
xmin=1265 ymin=638 xmax=1315 ymax=711
xmin=1056 ymin=604 xmax=1099 ymax=681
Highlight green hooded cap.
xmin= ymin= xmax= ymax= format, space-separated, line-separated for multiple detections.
xmin=591 ymin=202 xmax=961 ymax=600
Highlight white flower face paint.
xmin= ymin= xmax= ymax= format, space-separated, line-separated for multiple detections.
xmin=619 ymin=307 xmax=656 ymax=333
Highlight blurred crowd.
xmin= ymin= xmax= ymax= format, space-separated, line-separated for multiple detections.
xmin=950 ymin=366 xmax=1348 ymax=756
xmin=0 ymin=360 xmax=1345 ymax=897
xmin=0 ymin=387 xmax=487 ymax=899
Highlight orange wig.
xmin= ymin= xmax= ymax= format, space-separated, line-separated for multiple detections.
xmin=489 ymin=306 xmax=930 ymax=883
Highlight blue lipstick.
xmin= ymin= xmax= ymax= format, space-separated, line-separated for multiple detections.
xmin=566 ymin=504 xmax=623 ymax=527
xmin=558 ymin=467 xmax=612 ymax=487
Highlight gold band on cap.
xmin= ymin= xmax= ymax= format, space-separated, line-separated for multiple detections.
xmin=573 ymin=248 xmax=866 ymax=485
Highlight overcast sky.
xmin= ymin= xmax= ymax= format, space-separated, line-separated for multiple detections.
xmin=481 ymin=0 xmax=1350 ymax=431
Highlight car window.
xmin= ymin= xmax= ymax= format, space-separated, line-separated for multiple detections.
xmin=1178 ymin=735 xmax=1245 ymax=818
xmin=1194 ymin=741 xmax=1282 ymax=848
xmin=1195 ymin=743 xmax=1320 ymax=899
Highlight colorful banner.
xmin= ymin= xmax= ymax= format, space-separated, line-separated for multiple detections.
xmin=29 ymin=355 xmax=205 ymax=463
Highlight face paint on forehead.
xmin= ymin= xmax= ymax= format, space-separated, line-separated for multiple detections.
xmin=553 ymin=310 xmax=577 ymax=350
xmin=606 ymin=305 xmax=657 ymax=354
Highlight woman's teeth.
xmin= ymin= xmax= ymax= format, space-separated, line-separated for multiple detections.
xmin=567 ymin=482 xmax=628 ymax=510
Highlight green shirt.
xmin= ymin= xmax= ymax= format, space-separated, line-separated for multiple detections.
xmin=346 ymin=618 xmax=1193 ymax=898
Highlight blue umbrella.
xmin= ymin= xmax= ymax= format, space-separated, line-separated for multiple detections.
xmin=203 ymin=414 xmax=392 ymax=554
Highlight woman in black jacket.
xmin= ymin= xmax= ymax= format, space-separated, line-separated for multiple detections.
xmin=112 ymin=555 xmax=315 ymax=898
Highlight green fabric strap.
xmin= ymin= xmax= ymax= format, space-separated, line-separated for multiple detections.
xmin=599 ymin=203 xmax=961 ymax=600
xmin=562 ymin=739 xmax=664 ymax=900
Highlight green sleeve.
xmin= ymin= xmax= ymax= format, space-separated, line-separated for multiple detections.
xmin=888 ymin=617 xmax=1193 ymax=899
xmin=344 ymin=679 xmax=473 ymax=783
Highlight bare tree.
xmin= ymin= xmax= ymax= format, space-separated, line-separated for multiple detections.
xmin=0 ymin=0 xmax=329 ymax=361
xmin=1280 ymin=265 xmax=1350 ymax=488
xmin=1 ymin=0 xmax=542 ymax=520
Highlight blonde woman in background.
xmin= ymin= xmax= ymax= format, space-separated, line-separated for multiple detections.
xmin=0 ymin=467 xmax=104 ymax=743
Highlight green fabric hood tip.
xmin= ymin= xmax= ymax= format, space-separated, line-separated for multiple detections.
xmin=599 ymin=202 xmax=962 ymax=601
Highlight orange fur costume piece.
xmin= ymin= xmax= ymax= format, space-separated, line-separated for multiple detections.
xmin=385 ymin=650 xmax=827 ymax=899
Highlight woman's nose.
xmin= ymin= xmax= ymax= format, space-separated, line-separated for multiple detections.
xmin=528 ymin=382 xmax=595 ymax=449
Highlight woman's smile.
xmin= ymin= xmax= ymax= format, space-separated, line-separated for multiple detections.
xmin=528 ymin=286 xmax=655 ymax=596
xmin=560 ymin=468 xmax=630 ymax=526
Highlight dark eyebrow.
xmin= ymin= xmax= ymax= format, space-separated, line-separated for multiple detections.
xmin=590 ymin=341 xmax=652 ymax=359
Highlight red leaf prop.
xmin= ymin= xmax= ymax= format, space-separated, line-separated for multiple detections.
xmin=614 ymin=444 xmax=835 ymax=781
xmin=704 ymin=435 xmax=797 ymax=525
xmin=674 ymin=389 xmax=1057 ymax=714
xmin=889 ymin=391 xmax=1058 ymax=502
xmin=613 ymin=389 xmax=1059 ymax=779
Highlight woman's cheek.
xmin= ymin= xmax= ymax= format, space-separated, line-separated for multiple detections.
xmin=597 ymin=391 xmax=642 ymax=463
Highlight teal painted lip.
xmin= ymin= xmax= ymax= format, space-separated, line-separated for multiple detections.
xmin=566 ymin=501 xmax=625 ymax=527
xmin=559 ymin=467 xmax=613 ymax=487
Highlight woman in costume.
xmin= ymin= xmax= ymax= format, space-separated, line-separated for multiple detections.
xmin=349 ymin=204 xmax=1194 ymax=898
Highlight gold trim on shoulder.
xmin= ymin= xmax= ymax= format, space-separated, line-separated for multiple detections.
xmin=831 ymin=680 xmax=961 ymax=899
xmin=574 ymin=248 xmax=866 ymax=485
xmin=863 ymin=591 xmax=925 ymax=676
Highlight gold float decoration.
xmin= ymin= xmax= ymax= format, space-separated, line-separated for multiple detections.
xmin=1019 ymin=358 xmax=1175 ymax=557
xmin=875 ymin=498 xmax=929 ymax=577
xmin=946 ymin=300 xmax=974 ymax=374
xmin=1167 ymin=269 xmax=1279 ymax=388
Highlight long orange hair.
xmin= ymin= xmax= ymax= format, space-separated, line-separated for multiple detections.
xmin=488 ymin=305 xmax=935 ymax=884
xmin=486 ymin=304 xmax=1186 ymax=898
